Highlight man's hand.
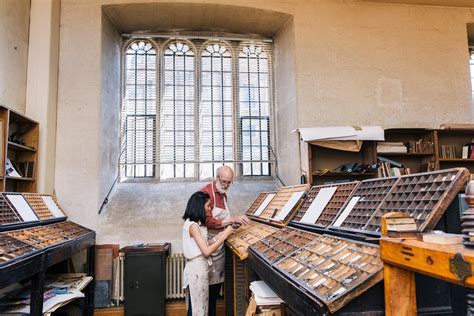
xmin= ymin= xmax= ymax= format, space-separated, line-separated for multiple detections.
xmin=232 ymin=215 xmax=250 ymax=226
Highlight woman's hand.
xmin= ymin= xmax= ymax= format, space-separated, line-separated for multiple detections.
xmin=223 ymin=226 xmax=234 ymax=238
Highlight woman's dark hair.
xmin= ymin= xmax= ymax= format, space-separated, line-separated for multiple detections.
xmin=182 ymin=191 xmax=210 ymax=224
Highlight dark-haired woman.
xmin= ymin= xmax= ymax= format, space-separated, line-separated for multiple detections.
xmin=182 ymin=191 xmax=233 ymax=316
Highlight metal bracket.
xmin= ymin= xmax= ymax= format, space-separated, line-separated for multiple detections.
xmin=449 ymin=252 xmax=472 ymax=282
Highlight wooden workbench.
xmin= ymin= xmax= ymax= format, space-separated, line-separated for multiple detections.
xmin=380 ymin=237 xmax=474 ymax=315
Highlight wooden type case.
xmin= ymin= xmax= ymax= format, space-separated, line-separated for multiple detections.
xmin=291 ymin=181 xmax=359 ymax=228
xmin=251 ymin=227 xmax=315 ymax=264
xmin=6 ymin=225 xmax=69 ymax=249
xmin=0 ymin=234 xmax=39 ymax=265
xmin=245 ymin=192 xmax=275 ymax=216
xmin=226 ymin=221 xmax=278 ymax=260
xmin=328 ymin=177 xmax=398 ymax=234
xmin=48 ymin=221 xmax=93 ymax=239
xmin=22 ymin=193 xmax=54 ymax=220
xmin=250 ymin=227 xmax=383 ymax=313
xmin=259 ymin=184 xmax=310 ymax=225
xmin=0 ymin=194 xmax=22 ymax=225
xmin=226 ymin=192 xmax=278 ymax=259
xmin=274 ymin=233 xmax=382 ymax=313
xmin=364 ymin=168 xmax=469 ymax=233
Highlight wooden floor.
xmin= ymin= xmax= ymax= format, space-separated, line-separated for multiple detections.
xmin=94 ymin=299 xmax=225 ymax=316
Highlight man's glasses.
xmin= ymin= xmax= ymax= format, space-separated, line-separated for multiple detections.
xmin=219 ymin=178 xmax=233 ymax=186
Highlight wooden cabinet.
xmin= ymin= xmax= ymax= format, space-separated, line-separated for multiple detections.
xmin=0 ymin=106 xmax=38 ymax=192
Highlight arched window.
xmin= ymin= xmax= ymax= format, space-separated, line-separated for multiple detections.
xmin=200 ymin=43 xmax=234 ymax=179
xmin=239 ymin=45 xmax=271 ymax=176
xmin=120 ymin=38 xmax=274 ymax=181
xmin=120 ymin=40 xmax=157 ymax=178
xmin=160 ymin=41 xmax=196 ymax=179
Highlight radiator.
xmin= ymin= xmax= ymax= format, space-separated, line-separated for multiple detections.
xmin=111 ymin=252 xmax=186 ymax=302
xmin=166 ymin=253 xmax=186 ymax=299
xmin=112 ymin=253 xmax=125 ymax=304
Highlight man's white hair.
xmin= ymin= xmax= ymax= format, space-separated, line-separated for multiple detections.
xmin=216 ymin=165 xmax=234 ymax=178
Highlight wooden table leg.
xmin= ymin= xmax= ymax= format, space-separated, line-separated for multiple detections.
xmin=384 ymin=263 xmax=417 ymax=316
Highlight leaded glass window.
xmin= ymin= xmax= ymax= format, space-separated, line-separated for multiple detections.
xmin=200 ymin=43 xmax=234 ymax=179
xmin=121 ymin=40 xmax=156 ymax=178
xmin=160 ymin=41 xmax=196 ymax=179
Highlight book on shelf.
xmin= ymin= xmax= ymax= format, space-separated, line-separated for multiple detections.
xmin=461 ymin=143 xmax=474 ymax=159
xmin=406 ymin=138 xmax=434 ymax=154
xmin=439 ymin=145 xmax=457 ymax=159
xmin=377 ymin=157 xmax=410 ymax=177
xmin=377 ymin=142 xmax=407 ymax=153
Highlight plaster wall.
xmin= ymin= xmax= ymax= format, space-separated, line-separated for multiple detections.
xmin=274 ymin=18 xmax=300 ymax=185
xmin=97 ymin=181 xmax=278 ymax=251
xmin=56 ymin=1 xmax=102 ymax=230
xmin=57 ymin=0 xmax=474 ymax=246
xmin=99 ymin=13 xmax=121 ymax=205
xmin=293 ymin=1 xmax=473 ymax=128
xmin=0 ymin=0 xmax=30 ymax=112
xmin=25 ymin=0 xmax=60 ymax=195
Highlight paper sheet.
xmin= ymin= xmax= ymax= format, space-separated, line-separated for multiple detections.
xmin=332 ymin=197 xmax=361 ymax=227
xmin=300 ymin=187 xmax=338 ymax=224
xmin=274 ymin=191 xmax=305 ymax=221
xmin=249 ymin=281 xmax=283 ymax=306
xmin=296 ymin=126 xmax=384 ymax=141
xmin=42 ymin=196 xmax=66 ymax=218
xmin=6 ymin=194 xmax=38 ymax=222
xmin=253 ymin=193 xmax=275 ymax=217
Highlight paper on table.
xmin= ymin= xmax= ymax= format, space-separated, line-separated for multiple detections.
xmin=6 ymin=194 xmax=38 ymax=222
xmin=42 ymin=196 xmax=66 ymax=218
xmin=332 ymin=197 xmax=360 ymax=227
xmin=274 ymin=191 xmax=305 ymax=221
xmin=253 ymin=193 xmax=275 ymax=217
xmin=300 ymin=187 xmax=338 ymax=224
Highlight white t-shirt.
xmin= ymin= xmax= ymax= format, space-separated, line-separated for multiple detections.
xmin=182 ymin=219 xmax=208 ymax=260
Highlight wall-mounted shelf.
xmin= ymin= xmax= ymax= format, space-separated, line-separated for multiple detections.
xmin=0 ymin=105 xmax=38 ymax=192
xmin=7 ymin=141 xmax=37 ymax=152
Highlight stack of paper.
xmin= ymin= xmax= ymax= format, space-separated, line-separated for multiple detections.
xmin=249 ymin=281 xmax=283 ymax=306
xmin=1 ymin=274 xmax=93 ymax=315
xmin=377 ymin=142 xmax=407 ymax=153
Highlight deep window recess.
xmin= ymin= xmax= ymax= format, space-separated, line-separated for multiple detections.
xmin=120 ymin=37 xmax=274 ymax=181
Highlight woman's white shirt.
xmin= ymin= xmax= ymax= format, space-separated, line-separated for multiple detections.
xmin=182 ymin=219 xmax=208 ymax=259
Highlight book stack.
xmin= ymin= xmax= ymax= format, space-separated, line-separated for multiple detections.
xmin=439 ymin=145 xmax=457 ymax=159
xmin=385 ymin=216 xmax=418 ymax=238
xmin=406 ymin=138 xmax=434 ymax=154
xmin=377 ymin=142 xmax=407 ymax=153
xmin=377 ymin=156 xmax=411 ymax=177
xmin=461 ymin=143 xmax=474 ymax=159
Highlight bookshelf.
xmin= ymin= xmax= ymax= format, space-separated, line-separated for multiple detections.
xmin=301 ymin=127 xmax=474 ymax=185
xmin=436 ymin=128 xmax=474 ymax=177
xmin=377 ymin=128 xmax=436 ymax=176
xmin=0 ymin=106 xmax=38 ymax=192
xmin=303 ymin=141 xmax=378 ymax=185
